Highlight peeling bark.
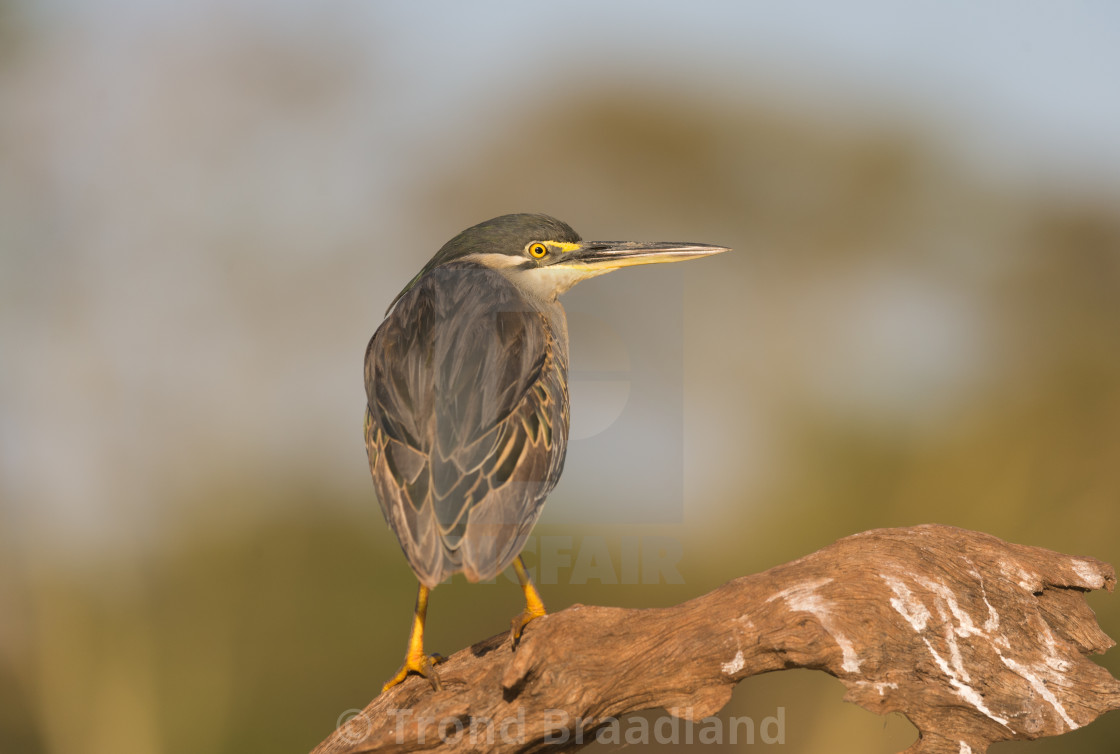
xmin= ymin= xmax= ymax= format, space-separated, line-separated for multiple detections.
xmin=312 ymin=525 xmax=1120 ymax=754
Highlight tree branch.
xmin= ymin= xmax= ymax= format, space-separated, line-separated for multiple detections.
xmin=313 ymin=525 xmax=1120 ymax=754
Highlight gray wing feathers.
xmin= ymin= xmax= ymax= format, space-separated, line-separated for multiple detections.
xmin=365 ymin=264 xmax=568 ymax=587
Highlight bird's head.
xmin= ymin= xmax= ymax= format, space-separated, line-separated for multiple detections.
xmin=389 ymin=214 xmax=729 ymax=310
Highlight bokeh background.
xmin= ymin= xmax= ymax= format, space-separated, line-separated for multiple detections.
xmin=2 ymin=2 xmax=1119 ymax=752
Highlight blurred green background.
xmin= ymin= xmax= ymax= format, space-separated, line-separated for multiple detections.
xmin=2 ymin=2 xmax=1119 ymax=752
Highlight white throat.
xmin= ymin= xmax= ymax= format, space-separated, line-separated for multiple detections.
xmin=458 ymin=252 xmax=613 ymax=301
xmin=510 ymin=264 xmax=613 ymax=301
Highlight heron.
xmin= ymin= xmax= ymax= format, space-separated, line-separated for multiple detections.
xmin=364 ymin=213 xmax=728 ymax=691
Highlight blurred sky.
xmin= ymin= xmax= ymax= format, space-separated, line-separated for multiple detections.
xmin=17 ymin=0 xmax=1120 ymax=181
xmin=367 ymin=0 xmax=1120 ymax=185
xmin=3 ymin=0 xmax=1120 ymax=554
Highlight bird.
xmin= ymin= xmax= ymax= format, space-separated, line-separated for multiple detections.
xmin=364 ymin=213 xmax=728 ymax=691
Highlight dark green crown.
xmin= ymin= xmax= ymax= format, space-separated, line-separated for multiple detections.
xmin=389 ymin=214 xmax=580 ymax=311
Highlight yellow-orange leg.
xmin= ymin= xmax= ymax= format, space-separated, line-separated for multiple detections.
xmin=510 ymin=555 xmax=547 ymax=644
xmin=382 ymin=583 xmax=445 ymax=693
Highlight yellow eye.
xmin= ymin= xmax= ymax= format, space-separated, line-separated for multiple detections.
xmin=528 ymin=242 xmax=548 ymax=259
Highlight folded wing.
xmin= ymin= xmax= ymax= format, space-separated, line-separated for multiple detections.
xmin=365 ymin=263 xmax=568 ymax=587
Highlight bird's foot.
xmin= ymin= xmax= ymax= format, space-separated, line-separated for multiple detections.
xmin=381 ymin=652 xmax=446 ymax=693
xmin=510 ymin=606 xmax=547 ymax=647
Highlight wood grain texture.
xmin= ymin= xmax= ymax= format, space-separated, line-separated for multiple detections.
xmin=312 ymin=525 xmax=1120 ymax=754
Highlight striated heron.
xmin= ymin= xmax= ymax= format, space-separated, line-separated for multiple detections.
xmin=364 ymin=213 xmax=728 ymax=691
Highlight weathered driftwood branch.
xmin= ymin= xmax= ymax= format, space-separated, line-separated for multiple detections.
xmin=314 ymin=525 xmax=1120 ymax=754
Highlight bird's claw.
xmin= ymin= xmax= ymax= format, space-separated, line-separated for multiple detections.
xmin=510 ymin=607 xmax=546 ymax=647
xmin=381 ymin=652 xmax=446 ymax=693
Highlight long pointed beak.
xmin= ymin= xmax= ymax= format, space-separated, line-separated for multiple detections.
xmin=561 ymin=240 xmax=730 ymax=270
